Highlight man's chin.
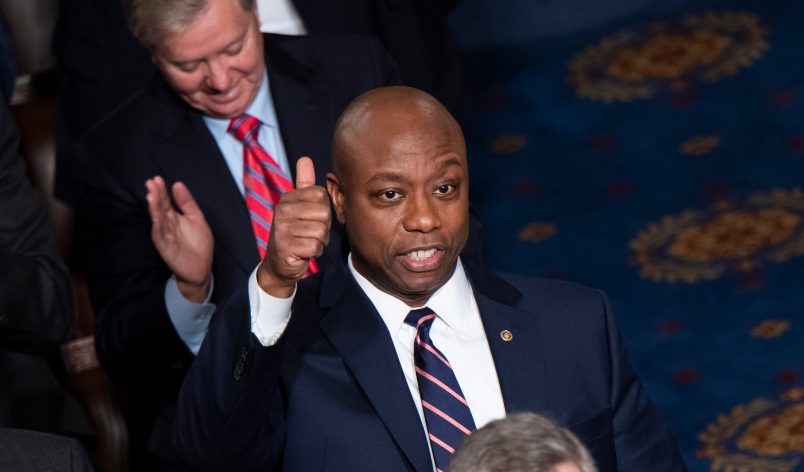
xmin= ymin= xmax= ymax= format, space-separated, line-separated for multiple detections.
xmin=188 ymin=94 xmax=251 ymax=119
xmin=396 ymin=271 xmax=452 ymax=297
xmin=211 ymin=100 xmax=250 ymax=118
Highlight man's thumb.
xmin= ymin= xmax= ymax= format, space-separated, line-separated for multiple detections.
xmin=295 ymin=157 xmax=316 ymax=189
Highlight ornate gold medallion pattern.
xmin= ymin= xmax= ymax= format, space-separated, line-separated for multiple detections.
xmin=698 ymin=389 xmax=804 ymax=470
xmin=489 ymin=134 xmax=527 ymax=154
xmin=569 ymin=11 xmax=769 ymax=102
xmin=751 ymin=320 xmax=792 ymax=339
xmin=517 ymin=222 xmax=558 ymax=242
xmin=630 ymin=188 xmax=804 ymax=283
xmin=681 ymin=135 xmax=720 ymax=155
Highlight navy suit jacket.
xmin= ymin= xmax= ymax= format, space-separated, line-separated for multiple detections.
xmin=73 ymin=33 xmax=399 ymax=463
xmin=174 ymin=260 xmax=687 ymax=471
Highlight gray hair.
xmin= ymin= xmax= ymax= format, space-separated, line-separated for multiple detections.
xmin=448 ymin=412 xmax=598 ymax=472
xmin=122 ymin=0 xmax=256 ymax=49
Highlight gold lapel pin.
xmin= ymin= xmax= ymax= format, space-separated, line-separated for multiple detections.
xmin=500 ymin=330 xmax=513 ymax=342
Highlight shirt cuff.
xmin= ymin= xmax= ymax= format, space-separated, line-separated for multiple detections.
xmin=164 ymin=275 xmax=216 ymax=355
xmin=248 ymin=265 xmax=295 ymax=346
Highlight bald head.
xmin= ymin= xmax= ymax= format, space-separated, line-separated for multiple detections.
xmin=325 ymin=86 xmax=470 ymax=307
xmin=331 ymin=86 xmax=465 ymax=184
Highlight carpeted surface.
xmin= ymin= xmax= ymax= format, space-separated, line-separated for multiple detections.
xmin=455 ymin=0 xmax=804 ymax=469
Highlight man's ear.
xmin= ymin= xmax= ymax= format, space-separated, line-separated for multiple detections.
xmin=150 ymin=47 xmax=165 ymax=67
xmin=326 ymin=173 xmax=347 ymax=225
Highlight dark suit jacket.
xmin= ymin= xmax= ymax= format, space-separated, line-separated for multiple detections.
xmin=0 ymin=428 xmax=94 ymax=472
xmin=0 ymin=97 xmax=88 ymax=437
xmin=73 ymin=33 xmax=398 ymax=461
xmin=174 ymin=260 xmax=687 ymax=471
xmin=292 ymin=0 xmax=465 ymax=117
xmin=0 ymin=16 xmax=14 ymax=103
xmin=53 ymin=0 xmax=155 ymax=201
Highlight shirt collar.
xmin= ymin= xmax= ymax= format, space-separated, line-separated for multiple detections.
xmin=202 ymin=72 xmax=275 ymax=140
xmin=347 ymin=255 xmax=474 ymax=337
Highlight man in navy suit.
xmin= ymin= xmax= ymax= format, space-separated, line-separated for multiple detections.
xmin=172 ymin=86 xmax=687 ymax=471
xmin=72 ymin=0 xmax=398 ymax=466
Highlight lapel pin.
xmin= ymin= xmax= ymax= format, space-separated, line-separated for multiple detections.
xmin=500 ymin=330 xmax=513 ymax=342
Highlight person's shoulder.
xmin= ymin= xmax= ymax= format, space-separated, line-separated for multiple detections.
xmin=80 ymin=90 xmax=150 ymax=147
xmin=79 ymin=75 xmax=190 ymax=158
xmin=488 ymin=270 xmax=614 ymax=332
xmin=499 ymin=271 xmax=602 ymax=299
xmin=264 ymin=32 xmax=384 ymax=55
xmin=470 ymin=264 xmax=608 ymax=316
xmin=264 ymin=32 xmax=393 ymax=78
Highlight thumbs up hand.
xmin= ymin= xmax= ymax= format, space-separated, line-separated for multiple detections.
xmin=257 ymin=157 xmax=331 ymax=297
xmin=294 ymin=155 xmax=317 ymax=190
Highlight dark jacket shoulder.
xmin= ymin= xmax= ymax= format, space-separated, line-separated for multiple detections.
xmin=263 ymin=33 xmax=400 ymax=87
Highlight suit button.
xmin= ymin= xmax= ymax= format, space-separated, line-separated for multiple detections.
xmin=500 ymin=330 xmax=513 ymax=342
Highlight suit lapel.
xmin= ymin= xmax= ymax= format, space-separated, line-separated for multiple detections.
xmin=319 ymin=270 xmax=433 ymax=472
xmin=264 ymin=35 xmax=335 ymax=184
xmin=146 ymin=80 xmax=258 ymax=273
xmin=316 ymin=261 xmax=551 ymax=469
xmin=465 ymin=264 xmax=551 ymax=414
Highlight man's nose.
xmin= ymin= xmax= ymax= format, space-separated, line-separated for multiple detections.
xmin=204 ymin=60 xmax=231 ymax=91
xmin=403 ymin=193 xmax=441 ymax=233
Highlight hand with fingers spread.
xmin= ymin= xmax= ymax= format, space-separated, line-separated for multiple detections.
xmin=145 ymin=176 xmax=214 ymax=303
xmin=257 ymin=157 xmax=331 ymax=298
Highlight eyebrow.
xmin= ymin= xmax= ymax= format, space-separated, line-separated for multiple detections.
xmin=365 ymin=156 xmax=463 ymax=184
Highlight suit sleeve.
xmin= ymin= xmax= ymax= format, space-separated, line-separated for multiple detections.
xmin=601 ymin=292 xmax=688 ymax=470
xmin=73 ymin=142 xmax=193 ymax=388
xmin=0 ymin=99 xmax=74 ymax=354
xmin=172 ymin=284 xmax=286 ymax=471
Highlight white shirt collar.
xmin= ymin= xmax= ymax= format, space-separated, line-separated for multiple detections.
xmin=347 ymin=255 xmax=474 ymax=338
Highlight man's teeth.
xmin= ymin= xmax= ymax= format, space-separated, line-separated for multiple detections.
xmin=408 ymin=248 xmax=437 ymax=260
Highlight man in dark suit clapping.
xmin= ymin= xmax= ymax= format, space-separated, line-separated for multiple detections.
xmin=72 ymin=0 xmax=399 ymax=466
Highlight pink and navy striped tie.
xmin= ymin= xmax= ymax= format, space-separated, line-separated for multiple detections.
xmin=228 ymin=114 xmax=318 ymax=274
xmin=405 ymin=308 xmax=476 ymax=472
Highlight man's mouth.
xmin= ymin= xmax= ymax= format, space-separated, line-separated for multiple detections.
xmin=400 ymin=247 xmax=443 ymax=270
xmin=408 ymin=248 xmax=438 ymax=261
xmin=208 ymin=87 xmax=239 ymax=103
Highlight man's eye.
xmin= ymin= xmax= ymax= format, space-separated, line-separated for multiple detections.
xmin=435 ymin=184 xmax=454 ymax=195
xmin=177 ymin=62 xmax=199 ymax=72
xmin=381 ymin=191 xmax=401 ymax=201
xmin=225 ymin=43 xmax=243 ymax=55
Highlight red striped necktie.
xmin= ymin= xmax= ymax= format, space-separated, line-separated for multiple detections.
xmin=228 ymin=113 xmax=319 ymax=274
xmin=405 ymin=308 xmax=476 ymax=472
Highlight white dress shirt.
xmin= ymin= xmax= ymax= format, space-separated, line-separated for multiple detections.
xmin=248 ymin=256 xmax=507 ymax=465
xmin=165 ymin=74 xmax=291 ymax=354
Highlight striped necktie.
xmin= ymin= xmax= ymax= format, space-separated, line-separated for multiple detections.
xmin=228 ymin=114 xmax=319 ymax=274
xmin=405 ymin=308 xmax=476 ymax=472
